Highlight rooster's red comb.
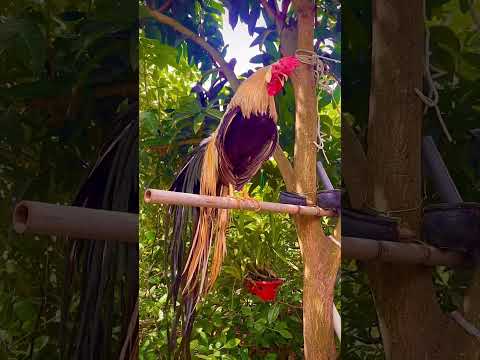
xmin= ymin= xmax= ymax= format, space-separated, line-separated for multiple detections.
xmin=266 ymin=56 xmax=301 ymax=96
xmin=274 ymin=56 xmax=301 ymax=75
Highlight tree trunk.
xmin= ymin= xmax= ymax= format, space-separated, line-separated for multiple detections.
xmin=365 ymin=0 xmax=476 ymax=358
xmin=291 ymin=1 xmax=340 ymax=358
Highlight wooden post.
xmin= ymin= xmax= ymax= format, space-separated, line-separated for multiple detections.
xmin=13 ymin=201 xmax=138 ymax=243
xmin=291 ymin=1 xmax=340 ymax=358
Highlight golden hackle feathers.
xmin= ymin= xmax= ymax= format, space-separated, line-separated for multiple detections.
xmin=226 ymin=66 xmax=277 ymax=122
xmin=199 ymin=135 xmax=219 ymax=198
xmin=207 ymin=186 xmax=229 ymax=291
xmin=183 ymin=137 xmax=219 ymax=294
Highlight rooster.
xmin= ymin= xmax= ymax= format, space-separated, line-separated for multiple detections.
xmin=166 ymin=56 xmax=301 ymax=358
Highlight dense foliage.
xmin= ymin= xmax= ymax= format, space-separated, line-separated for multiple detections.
xmin=139 ymin=1 xmax=340 ymax=358
xmin=0 ymin=0 xmax=136 ymax=358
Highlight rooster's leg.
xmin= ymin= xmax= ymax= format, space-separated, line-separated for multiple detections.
xmin=227 ymin=184 xmax=253 ymax=200
xmin=226 ymin=184 xmax=261 ymax=211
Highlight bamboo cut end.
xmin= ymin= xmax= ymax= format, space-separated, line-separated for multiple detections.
xmin=144 ymin=190 xmax=152 ymax=202
xmin=13 ymin=203 xmax=29 ymax=233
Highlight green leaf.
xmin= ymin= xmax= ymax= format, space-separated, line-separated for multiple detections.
xmin=190 ymin=339 xmax=200 ymax=350
xmin=278 ymin=329 xmax=293 ymax=339
xmin=430 ymin=45 xmax=455 ymax=76
xmin=142 ymin=138 xmax=169 ymax=147
xmin=333 ymin=85 xmax=341 ymax=106
xmin=205 ymin=108 xmax=224 ymax=121
xmin=222 ymin=338 xmax=241 ymax=349
xmin=267 ymin=304 xmax=280 ymax=323
xmin=0 ymin=19 xmax=46 ymax=74
xmin=462 ymin=52 xmax=480 ymax=70
xmin=140 ymin=111 xmax=158 ymax=133
xmin=198 ymin=329 xmax=209 ymax=344
xmin=250 ymin=29 xmax=275 ymax=49
xmin=429 ymin=26 xmax=460 ymax=53
xmin=254 ymin=318 xmax=267 ymax=333
xmin=265 ymin=41 xmax=279 ymax=59
xmin=222 ymin=265 xmax=242 ymax=280
xmin=141 ymin=37 xmax=177 ymax=68
xmin=13 ymin=300 xmax=37 ymax=322
xmin=459 ymin=0 xmax=472 ymax=12
xmin=265 ymin=354 xmax=278 ymax=360
xmin=193 ymin=113 xmax=205 ymax=134
xmin=139 ymin=4 xmax=153 ymax=19
xmin=33 ymin=336 xmax=49 ymax=353
xmin=238 ymin=0 xmax=250 ymax=23
xmin=250 ymin=54 xmax=266 ymax=64
xmin=318 ymin=92 xmax=332 ymax=108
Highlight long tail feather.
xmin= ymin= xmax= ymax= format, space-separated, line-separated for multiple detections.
xmin=183 ymin=137 xmax=218 ymax=294
xmin=166 ymin=133 xmax=234 ymax=359
xmin=61 ymin=102 xmax=139 ymax=360
xmin=165 ymin=139 xmax=210 ymax=359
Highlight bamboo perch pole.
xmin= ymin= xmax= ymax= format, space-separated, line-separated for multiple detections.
xmin=13 ymin=201 xmax=138 ymax=243
xmin=144 ymin=189 xmax=337 ymax=217
xmin=342 ymin=236 xmax=465 ymax=266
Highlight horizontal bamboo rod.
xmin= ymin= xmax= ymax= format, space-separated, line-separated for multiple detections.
xmin=342 ymin=236 xmax=465 ymax=266
xmin=144 ymin=189 xmax=337 ymax=217
xmin=13 ymin=201 xmax=138 ymax=243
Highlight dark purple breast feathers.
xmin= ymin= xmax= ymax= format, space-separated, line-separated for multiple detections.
xmin=216 ymin=106 xmax=278 ymax=190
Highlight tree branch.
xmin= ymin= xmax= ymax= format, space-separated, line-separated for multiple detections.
xmin=157 ymin=0 xmax=172 ymax=13
xmin=147 ymin=7 xmax=296 ymax=189
xmin=260 ymin=0 xmax=284 ymax=31
xmin=280 ymin=0 xmax=292 ymax=21
xmin=146 ymin=8 xmax=241 ymax=90
xmin=260 ymin=0 xmax=277 ymax=20
xmin=274 ymin=144 xmax=296 ymax=191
